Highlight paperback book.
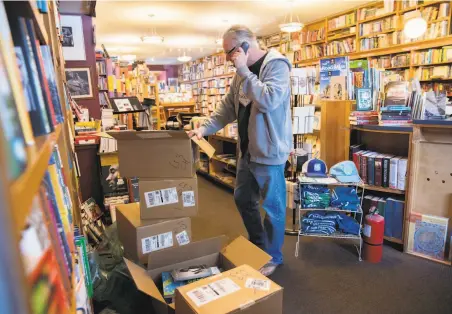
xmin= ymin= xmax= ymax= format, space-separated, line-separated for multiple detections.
xmin=319 ymin=57 xmax=349 ymax=99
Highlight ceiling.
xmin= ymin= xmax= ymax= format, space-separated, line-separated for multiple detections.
xmin=95 ymin=0 xmax=370 ymax=65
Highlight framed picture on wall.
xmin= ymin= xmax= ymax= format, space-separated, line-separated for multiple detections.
xmin=65 ymin=68 xmax=93 ymax=99
xmin=60 ymin=15 xmax=86 ymax=61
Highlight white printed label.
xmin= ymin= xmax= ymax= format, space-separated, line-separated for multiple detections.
xmin=176 ymin=230 xmax=190 ymax=246
xmin=363 ymin=224 xmax=371 ymax=238
xmin=144 ymin=187 xmax=178 ymax=208
xmin=182 ymin=191 xmax=195 ymax=207
xmin=141 ymin=231 xmax=173 ymax=254
xmin=186 ymin=278 xmax=241 ymax=307
xmin=245 ymin=278 xmax=271 ymax=291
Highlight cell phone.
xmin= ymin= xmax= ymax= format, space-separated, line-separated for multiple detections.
xmin=240 ymin=41 xmax=249 ymax=54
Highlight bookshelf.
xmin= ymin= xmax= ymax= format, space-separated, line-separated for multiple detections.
xmin=179 ymin=52 xmax=235 ymax=116
xmin=293 ymin=0 xmax=452 ymax=65
xmin=1 ymin=1 xmax=86 ymax=312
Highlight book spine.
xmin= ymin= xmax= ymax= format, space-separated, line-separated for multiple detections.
xmin=392 ymin=201 xmax=404 ymax=240
xmin=397 ymin=159 xmax=408 ymax=190
xmin=361 ymin=155 xmax=368 ymax=184
xmin=367 ymin=156 xmax=375 ymax=186
xmin=353 ymin=152 xmax=361 ymax=173
xmin=382 ymin=156 xmax=390 ymax=187
xmin=389 ymin=158 xmax=398 ymax=189
xmin=374 ymin=157 xmax=383 ymax=186
xmin=383 ymin=199 xmax=393 ymax=238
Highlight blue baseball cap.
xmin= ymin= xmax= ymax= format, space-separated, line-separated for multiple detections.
xmin=330 ymin=161 xmax=361 ymax=183
xmin=302 ymin=158 xmax=328 ymax=178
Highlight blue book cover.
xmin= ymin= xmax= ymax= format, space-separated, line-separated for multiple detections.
xmin=319 ymin=57 xmax=349 ymax=99
xmin=384 ymin=199 xmax=393 ymax=237
xmin=9 ymin=16 xmax=51 ymax=135
xmin=41 ymin=45 xmax=64 ymax=123
xmin=391 ymin=198 xmax=404 ymax=240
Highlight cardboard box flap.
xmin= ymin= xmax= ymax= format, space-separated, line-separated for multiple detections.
xmin=123 ymin=258 xmax=166 ymax=305
xmin=148 ymin=236 xmax=226 ymax=270
xmin=189 ymin=135 xmax=215 ymax=159
xmin=108 ymin=130 xmax=189 ymax=141
xmin=221 ymin=236 xmax=271 ymax=270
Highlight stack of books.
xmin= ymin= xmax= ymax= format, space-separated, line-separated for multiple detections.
xmin=380 ymin=81 xmax=412 ymax=126
xmin=349 ymin=111 xmax=378 ymax=125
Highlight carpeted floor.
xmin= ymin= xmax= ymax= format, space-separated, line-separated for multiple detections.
xmin=192 ymin=176 xmax=452 ymax=314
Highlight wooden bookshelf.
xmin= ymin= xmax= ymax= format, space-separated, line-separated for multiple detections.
xmin=293 ymin=0 xmax=452 ymax=65
xmin=363 ymin=184 xmax=405 ymax=195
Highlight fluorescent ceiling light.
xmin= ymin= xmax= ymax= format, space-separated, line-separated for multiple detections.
xmin=177 ymin=55 xmax=192 ymax=62
xmin=141 ymin=35 xmax=164 ymax=44
xmin=403 ymin=11 xmax=427 ymax=39
xmin=279 ymin=22 xmax=304 ymax=33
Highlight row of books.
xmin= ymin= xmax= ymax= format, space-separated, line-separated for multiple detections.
xmin=360 ymin=31 xmax=403 ymax=51
xmin=325 ymin=38 xmax=356 ymax=56
xmin=370 ymin=53 xmax=410 ymax=69
xmin=359 ymin=16 xmax=398 ymax=37
xmin=300 ymin=27 xmax=326 ymax=44
xmin=413 ymin=46 xmax=452 ymax=65
xmin=328 ymin=12 xmax=356 ymax=30
xmin=358 ymin=0 xmax=395 ymax=21
xmin=414 ymin=65 xmax=452 ymax=80
xmin=20 ymin=146 xmax=75 ymax=313
xmin=418 ymin=3 xmax=450 ymax=20
xmin=406 ymin=20 xmax=448 ymax=42
xmin=362 ymin=195 xmax=404 ymax=240
xmin=294 ymin=45 xmax=325 ymax=61
xmin=98 ymin=76 xmax=107 ymax=90
xmin=96 ymin=60 xmax=107 ymax=75
xmin=350 ymin=146 xmax=408 ymax=190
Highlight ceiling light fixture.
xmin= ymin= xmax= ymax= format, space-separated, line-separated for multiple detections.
xmin=403 ymin=10 xmax=427 ymax=39
xmin=177 ymin=50 xmax=192 ymax=63
xmin=141 ymin=14 xmax=164 ymax=44
xmin=279 ymin=1 xmax=304 ymax=33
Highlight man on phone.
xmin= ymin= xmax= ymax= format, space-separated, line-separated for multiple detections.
xmin=189 ymin=25 xmax=292 ymax=276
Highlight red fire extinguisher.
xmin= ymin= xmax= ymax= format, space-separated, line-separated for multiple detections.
xmin=363 ymin=212 xmax=385 ymax=263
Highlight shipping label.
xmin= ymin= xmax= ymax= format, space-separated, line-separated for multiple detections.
xmin=186 ymin=278 xmax=241 ymax=307
xmin=182 ymin=191 xmax=196 ymax=207
xmin=175 ymin=230 xmax=190 ymax=246
xmin=245 ymin=278 xmax=271 ymax=291
xmin=141 ymin=231 xmax=173 ymax=254
xmin=144 ymin=187 xmax=178 ymax=208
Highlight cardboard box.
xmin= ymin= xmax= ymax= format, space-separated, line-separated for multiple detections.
xmin=176 ymin=264 xmax=283 ymax=314
xmin=116 ymin=203 xmax=192 ymax=265
xmin=108 ymin=130 xmax=214 ymax=178
xmin=124 ymin=236 xmax=272 ymax=314
xmin=139 ymin=176 xmax=198 ymax=219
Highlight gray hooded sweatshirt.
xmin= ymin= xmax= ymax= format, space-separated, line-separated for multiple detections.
xmin=202 ymin=49 xmax=293 ymax=165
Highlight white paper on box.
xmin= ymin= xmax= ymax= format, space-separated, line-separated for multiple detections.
xmin=175 ymin=230 xmax=190 ymax=246
xmin=182 ymin=191 xmax=196 ymax=207
xmin=389 ymin=157 xmax=400 ymax=189
xmin=397 ymin=158 xmax=408 ymax=190
xmin=186 ymin=278 xmax=241 ymax=307
xmin=141 ymin=231 xmax=173 ymax=254
xmin=144 ymin=187 xmax=178 ymax=208
xmin=245 ymin=278 xmax=271 ymax=291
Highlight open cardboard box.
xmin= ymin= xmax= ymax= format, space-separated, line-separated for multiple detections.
xmin=107 ymin=130 xmax=215 ymax=178
xmin=116 ymin=203 xmax=192 ymax=265
xmin=124 ymin=236 xmax=274 ymax=314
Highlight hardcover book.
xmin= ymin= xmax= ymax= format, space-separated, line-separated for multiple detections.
xmin=374 ymin=154 xmax=384 ymax=186
xmin=382 ymin=154 xmax=395 ymax=188
xmin=356 ymin=88 xmax=373 ymax=111
xmin=389 ymin=156 xmax=401 ymax=189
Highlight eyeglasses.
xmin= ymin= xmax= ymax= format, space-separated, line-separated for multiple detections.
xmin=225 ymin=45 xmax=239 ymax=55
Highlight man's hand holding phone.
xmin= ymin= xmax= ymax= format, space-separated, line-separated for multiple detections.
xmin=231 ymin=47 xmax=248 ymax=69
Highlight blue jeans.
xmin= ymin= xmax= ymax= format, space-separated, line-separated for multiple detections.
xmin=234 ymin=153 xmax=286 ymax=264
